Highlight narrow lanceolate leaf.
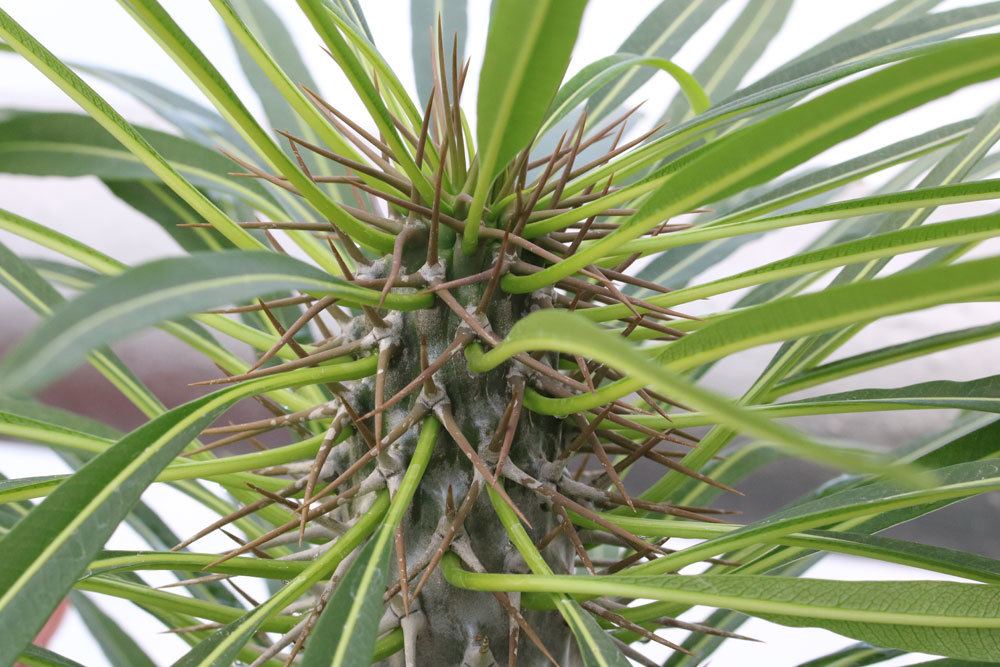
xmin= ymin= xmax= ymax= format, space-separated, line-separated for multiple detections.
xmin=173 ymin=492 xmax=390 ymax=667
xmin=0 ymin=361 xmax=373 ymax=665
xmin=105 ymin=181 xmax=227 ymax=253
xmin=615 ymin=173 xmax=1000 ymax=259
xmin=0 ymin=111 xmax=278 ymax=215
xmin=119 ymin=0 xmax=393 ymax=255
xmin=302 ymin=419 xmax=438 ymax=667
xmin=226 ymin=0 xmax=324 ymax=152
xmin=468 ymin=310 xmax=926 ymax=482
xmin=794 ymin=643 xmax=903 ymax=667
xmin=294 ymin=0 xmax=432 ymax=202
xmin=16 ymin=645 xmax=87 ymax=667
xmin=736 ymin=1 xmax=1000 ymax=102
xmin=659 ymin=0 xmax=792 ymax=125
xmin=633 ymin=459 xmax=1000 ymax=576
xmin=585 ymin=0 xmax=725 ymax=124
xmin=0 ymin=8 xmax=264 ymax=251
xmin=501 ymin=33 xmax=1000 ymax=292
xmin=466 ymin=0 xmax=587 ymax=250
xmin=0 ymin=251 xmax=429 ymax=395
xmin=774 ymin=322 xmax=1000 ymax=396
xmin=447 ymin=563 xmax=1000 ymax=661
xmin=613 ymin=374 xmax=1000 ymax=432
xmin=580 ymin=512 xmax=1000 ymax=584
xmin=601 ymin=213 xmax=1000 ymax=320
xmin=543 ymin=53 xmax=708 ymax=136
xmin=535 ymin=255 xmax=1000 ymax=416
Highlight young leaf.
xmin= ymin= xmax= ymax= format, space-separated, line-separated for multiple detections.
xmin=584 ymin=0 xmax=725 ymax=124
xmin=466 ymin=0 xmax=587 ymax=251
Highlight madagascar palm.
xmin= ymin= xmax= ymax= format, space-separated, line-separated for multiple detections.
xmin=1 ymin=1 xmax=1000 ymax=665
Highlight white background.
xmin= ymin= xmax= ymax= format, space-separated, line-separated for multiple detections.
xmin=2 ymin=1 xmax=999 ymax=665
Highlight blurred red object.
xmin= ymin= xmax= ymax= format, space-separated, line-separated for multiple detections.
xmin=15 ymin=599 xmax=69 ymax=667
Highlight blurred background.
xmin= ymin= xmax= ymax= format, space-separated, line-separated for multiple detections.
xmin=2 ymin=1 xmax=999 ymax=664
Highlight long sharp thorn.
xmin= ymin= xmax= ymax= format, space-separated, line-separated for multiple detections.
xmin=395 ymin=525 xmax=411 ymax=615
xmin=437 ymin=405 xmax=531 ymax=527
xmin=556 ymin=503 xmax=595 ymax=575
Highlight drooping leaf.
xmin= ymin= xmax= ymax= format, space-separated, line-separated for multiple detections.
xmin=659 ymin=0 xmax=793 ymax=125
xmin=0 ymin=251 xmax=429 ymax=394
xmin=0 ymin=359 xmax=373 ymax=663
xmin=585 ymin=0 xmax=725 ymax=124
xmin=467 ymin=310 xmax=925 ymax=481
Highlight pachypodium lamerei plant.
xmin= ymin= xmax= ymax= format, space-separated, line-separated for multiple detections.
xmin=1 ymin=0 xmax=1000 ymax=665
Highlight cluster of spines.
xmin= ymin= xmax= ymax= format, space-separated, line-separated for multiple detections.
xmin=171 ymin=24 xmax=744 ymax=665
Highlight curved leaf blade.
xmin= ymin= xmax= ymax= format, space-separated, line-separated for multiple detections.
xmin=0 ymin=251 xmax=428 ymax=394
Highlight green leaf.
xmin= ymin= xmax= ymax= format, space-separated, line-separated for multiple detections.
xmin=501 ymin=32 xmax=1000 ymax=292
xmin=543 ymin=54 xmax=708 ymax=137
xmin=659 ymin=0 xmax=792 ymax=125
xmin=0 ymin=250 xmax=428 ymax=394
xmin=577 ymin=512 xmax=1000 ymax=584
xmin=0 ymin=476 xmax=67 ymax=504
xmin=597 ymin=212 xmax=1000 ymax=321
xmin=104 ymin=180 xmax=228 ymax=253
xmin=294 ymin=0 xmax=432 ymax=204
xmin=782 ymin=101 xmax=1000 ymax=375
xmin=630 ymin=459 xmax=1000 ymax=575
xmin=225 ymin=0 xmax=322 ymax=147
xmin=737 ymin=1 xmax=1000 ymax=103
xmin=71 ymin=592 xmax=156 ymax=667
xmin=584 ymin=0 xmax=724 ymax=124
xmin=172 ymin=492 xmax=391 ymax=666
xmin=0 ymin=111 xmax=278 ymax=218
xmin=466 ymin=0 xmax=587 ymax=251
xmin=532 ymin=255 xmax=1000 ymax=417
xmin=794 ymin=643 xmax=903 ymax=667
xmin=776 ymin=374 xmax=1000 ymax=421
xmin=448 ymin=564 xmax=1000 ymax=661
xmin=486 ymin=491 xmax=630 ymax=667
xmin=627 ymin=119 xmax=973 ymax=292
xmin=467 ymin=310 xmax=926 ymax=482
xmin=0 ymin=8 xmax=265 ymax=251
xmin=303 ymin=418 xmax=438 ymax=667
xmin=120 ymin=0 xmax=392 ymax=256
xmin=610 ymin=374 xmax=1000 ymax=433
xmin=17 ymin=645 xmax=87 ymax=667
xmin=410 ymin=0 xmax=467 ymax=105
xmin=0 ymin=360 xmax=371 ymax=664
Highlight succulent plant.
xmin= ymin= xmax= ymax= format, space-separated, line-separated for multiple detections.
xmin=1 ymin=1 xmax=1000 ymax=665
